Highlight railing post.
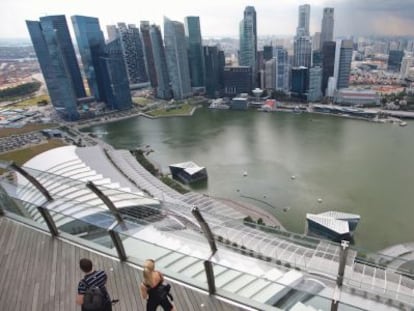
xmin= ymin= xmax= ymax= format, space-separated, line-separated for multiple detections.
xmin=108 ymin=222 xmax=127 ymax=261
xmin=191 ymin=206 xmax=217 ymax=254
xmin=191 ymin=206 xmax=217 ymax=295
xmin=331 ymin=240 xmax=349 ymax=311
xmin=37 ymin=204 xmax=59 ymax=237
xmin=86 ymin=181 xmax=124 ymax=224
xmin=204 ymin=260 xmax=216 ymax=295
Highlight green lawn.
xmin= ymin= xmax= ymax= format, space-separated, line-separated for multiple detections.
xmin=0 ymin=139 xmax=66 ymax=173
xmin=0 ymin=123 xmax=58 ymax=138
xmin=7 ymin=94 xmax=50 ymax=108
xmin=148 ymin=103 xmax=193 ymax=117
xmin=132 ymin=97 xmax=154 ymax=106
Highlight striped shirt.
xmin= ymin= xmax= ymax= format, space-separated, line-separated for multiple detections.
xmin=78 ymin=270 xmax=109 ymax=300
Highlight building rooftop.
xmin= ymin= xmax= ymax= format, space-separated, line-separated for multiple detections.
xmin=169 ymin=161 xmax=206 ymax=175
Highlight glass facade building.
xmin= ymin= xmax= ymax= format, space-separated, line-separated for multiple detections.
xmin=184 ymin=16 xmax=205 ymax=88
xmin=71 ymin=15 xmax=106 ymax=102
xmin=163 ymin=17 xmax=192 ymax=99
xmin=26 ymin=15 xmax=86 ymax=121
xmin=334 ymin=39 xmax=353 ymax=89
xmin=322 ymin=41 xmax=336 ymax=95
xmin=320 ymin=8 xmax=334 ymax=50
xmin=140 ymin=21 xmax=158 ymax=89
xmin=203 ymin=45 xmax=224 ymax=98
xmin=118 ymin=23 xmax=148 ymax=84
xmin=239 ymin=6 xmax=257 ymax=79
xmin=100 ymin=38 xmax=132 ymax=110
xmin=149 ymin=24 xmax=171 ymax=99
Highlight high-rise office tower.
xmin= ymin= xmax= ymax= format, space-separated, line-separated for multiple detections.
xmin=274 ymin=46 xmax=289 ymax=92
xmin=312 ymin=32 xmax=321 ymax=51
xmin=26 ymin=15 xmax=86 ymax=121
xmin=264 ymin=58 xmax=277 ymax=90
xmin=163 ymin=17 xmax=192 ymax=99
xmin=239 ymin=6 xmax=257 ymax=85
xmin=293 ymin=36 xmax=312 ymax=67
xmin=333 ymin=39 xmax=353 ymax=89
xmin=321 ymin=41 xmax=336 ymax=95
xmin=106 ymin=25 xmax=119 ymax=42
xmin=297 ymin=4 xmax=310 ymax=36
xmin=71 ymin=15 xmax=106 ymax=102
xmin=388 ymin=50 xmax=404 ymax=72
xmin=100 ymin=38 xmax=132 ymax=110
xmin=140 ymin=21 xmax=158 ymax=89
xmin=320 ymin=8 xmax=334 ymax=50
xmin=118 ymin=23 xmax=148 ymax=84
xmin=203 ymin=45 xmax=223 ymax=97
xmin=263 ymin=45 xmax=273 ymax=61
xmin=294 ymin=4 xmax=312 ymax=68
xmin=308 ymin=66 xmax=322 ymax=101
xmin=291 ymin=67 xmax=309 ymax=97
xmin=184 ymin=16 xmax=205 ymax=88
xmin=149 ymin=24 xmax=171 ymax=99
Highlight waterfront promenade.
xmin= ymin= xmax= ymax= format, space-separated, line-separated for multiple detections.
xmin=0 ymin=217 xmax=247 ymax=311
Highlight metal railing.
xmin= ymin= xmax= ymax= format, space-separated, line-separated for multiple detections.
xmin=0 ymin=163 xmax=413 ymax=310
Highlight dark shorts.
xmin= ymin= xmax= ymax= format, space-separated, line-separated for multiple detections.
xmin=146 ymin=297 xmax=173 ymax=311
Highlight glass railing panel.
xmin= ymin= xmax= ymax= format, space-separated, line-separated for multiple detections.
xmin=47 ymin=209 xmax=118 ymax=257
xmin=114 ymin=229 xmax=209 ymax=292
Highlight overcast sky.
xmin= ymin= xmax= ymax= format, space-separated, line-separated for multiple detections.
xmin=1 ymin=0 xmax=414 ymax=39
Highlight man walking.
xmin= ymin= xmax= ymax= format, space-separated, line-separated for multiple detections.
xmin=76 ymin=258 xmax=112 ymax=311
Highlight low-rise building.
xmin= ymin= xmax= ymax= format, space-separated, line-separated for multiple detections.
xmin=334 ymin=88 xmax=380 ymax=106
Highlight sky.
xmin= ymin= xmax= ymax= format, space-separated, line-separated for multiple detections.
xmin=1 ymin=0 xmax=414 ymax=39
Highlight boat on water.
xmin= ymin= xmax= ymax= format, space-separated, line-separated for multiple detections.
xmin=400 ymin=121 xmax=408 ymax=127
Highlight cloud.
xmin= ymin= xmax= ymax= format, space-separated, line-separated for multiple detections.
xmin=328 ymin=0 xmax=414 ymax=36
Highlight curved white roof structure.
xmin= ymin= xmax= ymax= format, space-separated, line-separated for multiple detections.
xmin=17 ymin=145 xmax=159 ymax=227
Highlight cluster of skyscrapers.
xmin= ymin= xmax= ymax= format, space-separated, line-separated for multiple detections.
xmin=27 ymin=14 xmax=227 ymax=120
xmin=26 ymin=4 xmax=358 ymax=120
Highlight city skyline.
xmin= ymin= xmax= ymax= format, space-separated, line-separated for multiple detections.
xmin=2 ymin=0 xmax=414 ymax=39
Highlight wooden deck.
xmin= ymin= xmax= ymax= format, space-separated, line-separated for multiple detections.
xmin=0 ymin=217 xmax=248 ymax=311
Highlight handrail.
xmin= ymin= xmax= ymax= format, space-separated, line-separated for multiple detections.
xmin=0 ymin=176 xmax=414 ymax=310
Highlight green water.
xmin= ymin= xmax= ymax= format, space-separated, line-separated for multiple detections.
xmin=85 ymin=108 xmax=414 ymax=251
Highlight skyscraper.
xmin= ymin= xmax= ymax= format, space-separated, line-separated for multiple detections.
xmin=100 ymin=38 xmax=132 ymax=110
xmin=184 ymin=16 xmax=205 ymax=88
xmin=263 ymin=45 xmax=273 ymax=61
xmin=297 ymin=4 xmax=310 ymax=36
xmin=264 ymin=58 xmax=277 ymax=90
xmin=388 ymin=50 xmax=404 ymax=72
xmin=223 ymin=66 xmax=252 ymax=96
xmin=26 ymin=15 xmax=86 ymax=121
xmin=293 ymin=36 xmax=312 ymax=67
xmin=163 ymin=17 xmax=192 ymax=99
xmin=294 ymin=4 xmax=312 ymax=68
xmin=149 ymin=24 xmax=171 ymax=99
xmin=274 ymin=46 xmax=289 ymax=92
xmin=106 ymin=25 xmax=119 ymax=42
xmin=308 ymin=66 xmax=322 ymax=102
xmin=320 ymin=8 xmax=334 ymax=50
xmin=118 ymin=23 xmax=148 ymax=84
xmin=203 ymin=45 xmax=223 ymax=98
xmin=239 ymin=6 xmax=257 ymax=85
xmin=140 ymin=21 xmax=158 ymax=89
xmin=71 ymin=15 xmax=106 ymax=102
xmin=321 ymin=41 xmax=336 ymax=95
xmin=334 ymin=39 xmax=353 ymax=89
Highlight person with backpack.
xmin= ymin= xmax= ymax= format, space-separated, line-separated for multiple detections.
xmin=76 ymin=258 xmax=112 ymax=311
xmin=139 ymin=259 xmax=176 ymax=311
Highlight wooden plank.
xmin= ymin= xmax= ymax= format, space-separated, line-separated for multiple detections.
xmin=0 ymin=219 xmax=255 ymax=311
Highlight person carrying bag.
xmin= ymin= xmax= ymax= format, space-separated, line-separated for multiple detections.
xmin=139 ymin=259 xmax=176 ymax=311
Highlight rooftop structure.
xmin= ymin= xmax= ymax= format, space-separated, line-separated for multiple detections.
xmin=334 ymin=88 xmax=380 ymax=106
xmin=169 ymin=161 xmax=208 ymax=184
